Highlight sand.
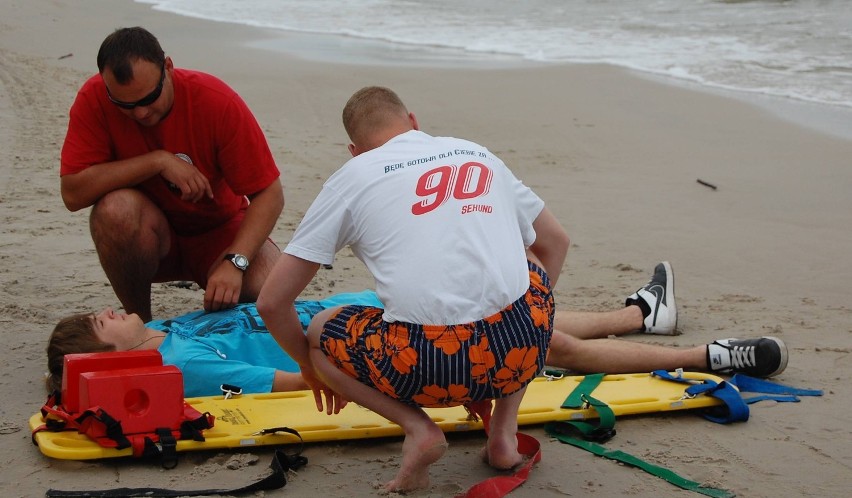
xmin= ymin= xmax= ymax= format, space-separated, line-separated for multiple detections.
xmin=1 ymin=0 xmax=851 ymax=496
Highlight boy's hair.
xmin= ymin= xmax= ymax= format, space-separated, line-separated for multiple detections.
xmin=96 ymin=26 xmax=165 ymax=83
xmin=45 ymin=314 xmax=115 ymax=393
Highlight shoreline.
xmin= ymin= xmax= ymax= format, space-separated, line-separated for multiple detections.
xmin=142 ymin=1 xmax=852 ymax=141
xmin=635 ymin=70 xmax=852 ymax=142
xmin=251 ymin=29 xmax=852 ymax=141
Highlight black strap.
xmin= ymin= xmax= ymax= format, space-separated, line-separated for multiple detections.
xmin=76 ymin=408 xmax=131 ymax=450
xmin=179 ymin=411 xmax=213 ymax=441
xmin=44 ymin=447 xmax=307 ymax=497
xmin=156 ymin=428 xmax=178 ymax=469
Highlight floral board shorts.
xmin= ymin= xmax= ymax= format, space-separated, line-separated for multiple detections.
xmin=319 ymin=261 xmax=554 ymax=408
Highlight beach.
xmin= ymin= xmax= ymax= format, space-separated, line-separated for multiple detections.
xmin=1 ymin=0 xmax=851 ymax=496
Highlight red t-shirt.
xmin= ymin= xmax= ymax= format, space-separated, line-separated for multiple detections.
xmin=60 ymin=69 xmax=280 ymax=236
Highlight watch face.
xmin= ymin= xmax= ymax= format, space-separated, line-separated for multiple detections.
xmin=234 ymin=255 xmax=249 ymax=269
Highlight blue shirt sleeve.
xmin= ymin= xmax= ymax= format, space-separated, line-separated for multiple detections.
xmin=179 ymin=351 xmax=277 ymax=398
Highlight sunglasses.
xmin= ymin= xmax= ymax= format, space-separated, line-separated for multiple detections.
xmin=106 ymin=64 xmax=166 ymax=110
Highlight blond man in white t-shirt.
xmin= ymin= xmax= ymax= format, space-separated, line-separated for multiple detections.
xmin=258 ymin=86 xmax=570 ymax=492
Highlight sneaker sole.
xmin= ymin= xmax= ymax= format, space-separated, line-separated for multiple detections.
xmin=763 ymin=336 xmax=789 ymax=377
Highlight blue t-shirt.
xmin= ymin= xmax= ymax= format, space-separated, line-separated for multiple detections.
xmin=147 ymin=290 xmax=382 ymax=397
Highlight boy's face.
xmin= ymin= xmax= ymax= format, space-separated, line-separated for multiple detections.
xmin=91 ymin=307 xmax=146 ymax=350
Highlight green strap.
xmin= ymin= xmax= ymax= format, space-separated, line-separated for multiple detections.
xmin=551 ymin=373 xmax=735 ymax=497
xmin=545 ymin=424 xmax=735 ymax=498
xmin=562 ymin=372 xmax=605 ymax=408
xmin=558 ymin=373 xmax=616 ymax=441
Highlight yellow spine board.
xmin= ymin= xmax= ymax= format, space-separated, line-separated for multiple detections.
xmin=30 ymin=372 xmax=725 ymax=461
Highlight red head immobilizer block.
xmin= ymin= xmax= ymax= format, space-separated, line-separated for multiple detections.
xmin=62 ymin=351 xmax=163 ymax=413
xmin=77 ymin=365 xmax=185 ymax=437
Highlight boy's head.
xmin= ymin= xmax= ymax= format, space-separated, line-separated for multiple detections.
xmin=45 ymin=314 xmax=115 ymax=393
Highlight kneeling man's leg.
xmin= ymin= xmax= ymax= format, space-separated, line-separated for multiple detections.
xmin=90 ymin=189 xmax=171 ymax=322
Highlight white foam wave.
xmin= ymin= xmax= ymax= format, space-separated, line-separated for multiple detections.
xmin=135 ymin=0 xmax=852 ymax=109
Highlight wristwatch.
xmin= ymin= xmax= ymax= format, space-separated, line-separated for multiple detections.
xmin=224 ymin=253 xmax=249 ymax=271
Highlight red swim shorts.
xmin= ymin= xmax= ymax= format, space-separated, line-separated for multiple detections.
xmin=155 ymin=208 xmax=252 ymax=288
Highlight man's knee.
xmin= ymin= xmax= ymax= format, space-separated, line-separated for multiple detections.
xmin=90 ymin=189 xmax=169 ymax=249
xmin=91 ymin=188 xmax=148 ymax=223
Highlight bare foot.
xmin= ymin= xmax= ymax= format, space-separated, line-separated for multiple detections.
xmin=384 ymin=424 xmax=448 ymax=492
xmin=483 ymin=429 xmax=522 ymax=470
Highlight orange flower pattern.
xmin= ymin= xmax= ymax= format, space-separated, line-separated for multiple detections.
xmin=321 ymin=337 xmax=357 ymax=378
xmin=412 ymin=384 xmax=473 ymax=408
xmin=343 ymin=307 xmax=384 ymax=346
xmin=469 ymin=336 xmax=496 ymax=384
xmin=318 ymin=261 xmax=554 ymax=408
xmin=423 ymin=323 xmax=474 ymax=355
xmin=484 ymin=307 xmax=507 ymax=324
xmin=526 ymin=270 xmax=554 ymax=328
xmin=385 ymin=323 xmax=419 ymax=374
xmin=366 ymin=358 xmax=398 ymax=399
xmin=492 ymin=346 xmax=540 ymax=395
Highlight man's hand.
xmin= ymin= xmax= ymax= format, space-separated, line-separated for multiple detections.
xmin=301 ymin=366 xmax=347 ymax=415
xmin=160 ymin=154 xmax=213 ymax=202
xmin=204 ymin=260 xmax=243 ymax=312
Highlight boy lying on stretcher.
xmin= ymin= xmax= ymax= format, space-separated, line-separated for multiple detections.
xmin=46 ymin=263 xmax=787 ymax=397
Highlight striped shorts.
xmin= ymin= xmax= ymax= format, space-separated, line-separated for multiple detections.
xmin=318 ymin=261 xmax=554 ymax=407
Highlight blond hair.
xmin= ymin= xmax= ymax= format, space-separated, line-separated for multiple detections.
xmin=342 ymin=86 xmax=410 ymax=148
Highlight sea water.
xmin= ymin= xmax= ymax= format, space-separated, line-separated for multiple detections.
xmin=137 ymin=0 xmax=852 ymax=136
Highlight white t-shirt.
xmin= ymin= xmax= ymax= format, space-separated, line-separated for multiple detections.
xmin=285 ymin=130 xmax=545 ymax=325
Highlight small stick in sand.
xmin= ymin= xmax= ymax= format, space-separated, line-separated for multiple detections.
xmin=696 ymin=179 xmax=717 ymax=190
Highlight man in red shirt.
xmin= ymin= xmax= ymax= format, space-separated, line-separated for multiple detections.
xmin=60 ymin=27 xmax=284 ymax=321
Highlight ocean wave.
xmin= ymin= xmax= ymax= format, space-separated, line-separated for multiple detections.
xmin=136 ymin=0 xmax=852 ymax=108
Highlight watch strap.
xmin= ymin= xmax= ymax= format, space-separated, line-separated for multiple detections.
xmin=224 ymin=253 xmax=249 ymax=271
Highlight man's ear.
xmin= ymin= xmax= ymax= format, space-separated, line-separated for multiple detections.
xmin=409 ymin=112 xmax=419 ymax=131
xmin=348 ymin=143 xmax=358 ymax=157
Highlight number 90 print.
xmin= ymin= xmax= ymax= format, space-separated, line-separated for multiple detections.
xmin=411 ymin=162 xmax=493 ymax=215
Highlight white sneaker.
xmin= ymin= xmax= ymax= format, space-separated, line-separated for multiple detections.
xmin=625 ymin=261 xmax=678 ymax=335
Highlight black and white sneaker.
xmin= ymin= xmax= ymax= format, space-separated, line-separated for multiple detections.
xmin=706 ymin=337 xmax=788 ymax=378
xmin=626 ymin=261 xmax=678 ymax=335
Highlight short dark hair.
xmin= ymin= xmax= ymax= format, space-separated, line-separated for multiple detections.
xmin=96 ymin=27 xmax=165 ymax=84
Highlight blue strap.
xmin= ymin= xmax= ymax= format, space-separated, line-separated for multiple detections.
xmin=741 ymin=394 xmax=800 ymax=404
xmin=685 ymin=377 xmax=750 ymax=424
xmin=650 ymin=369 xmax=693 ymax=384
xmin=729 ymin=374 xmax=823 ymax=405
xmin=651 ymin=370 xmax=749 ymax=424
xmin=652 ymin=370 xmax=824 ymax=424
xmin=728 ymin=374 xmax=823 ymax=397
